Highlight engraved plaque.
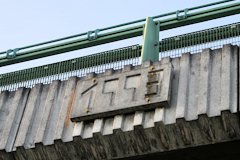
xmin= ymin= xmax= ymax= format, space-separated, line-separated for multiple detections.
xmin=71 ymin=62 xmax=172 ymax=121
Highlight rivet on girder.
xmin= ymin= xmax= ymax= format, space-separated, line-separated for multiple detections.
xmin=150 ymin=66 xmax=154 ymax=70
xmin=145 ymin=97 xmax=150 ymax=102
xmin=92 ymin=78 xmax=96 ymax=83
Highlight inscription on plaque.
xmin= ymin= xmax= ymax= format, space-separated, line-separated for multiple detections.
xmin=96 ymin=79 xmax=119 ymax=107
xmin=81 ymin=83 xmax=97 ymax=112
xmin=146 ymin=71 xmax=163 ymax=96
xmin=103 ymin=79 xmax=118 ymax=105
xmin=125 ymin=75 xmax=141 ymax=101
xmin=71 ymin=62 xmax=172 ymax=121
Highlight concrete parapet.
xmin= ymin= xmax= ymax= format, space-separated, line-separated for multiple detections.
xmin=0 ymin=44 xmax=238 ymax=159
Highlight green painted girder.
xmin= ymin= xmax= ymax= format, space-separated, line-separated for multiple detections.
xmin=141 ymin=17 xmax=159 ymax=63
xmin=0 ymin=1 xmax=239 ymax=67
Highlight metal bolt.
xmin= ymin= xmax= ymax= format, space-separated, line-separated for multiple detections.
xmin=154 ymin=42 xmax=158 ymax=46
xmin=155 ymin=22 xmax=158 ymax=25
xmin=150 ymin=66 xmax=154 ymax=70
xmin=145 ymin=97 xmax=150 ymax=102
xmin=85 ymin=109 xmax=89 ymax=113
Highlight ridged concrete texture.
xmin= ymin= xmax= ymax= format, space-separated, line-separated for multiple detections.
xmin=0 ymin=44 xmax=238 ymax=153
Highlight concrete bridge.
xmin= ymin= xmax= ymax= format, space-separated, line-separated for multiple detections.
xmin=0 ymin=44 xmax=239 ymax=159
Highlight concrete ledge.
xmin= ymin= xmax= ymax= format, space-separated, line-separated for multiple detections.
xmin=0 ymin=111 xmax=239 ymax=160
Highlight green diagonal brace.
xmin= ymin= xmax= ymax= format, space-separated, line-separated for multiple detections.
xmin=141 ymin=17 xmax=160 ymax=63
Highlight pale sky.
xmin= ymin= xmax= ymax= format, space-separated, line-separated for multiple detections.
xmin=0 ymin=0 xmax=239 ymax=73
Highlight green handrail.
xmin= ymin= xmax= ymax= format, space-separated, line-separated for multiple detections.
xmin=0 ymin=0 xmax=234 ymax=54
xmin=0 ymin=0 xmax=238 ymax=67
xmin=0 ymin=22 xmax=239 ymax=88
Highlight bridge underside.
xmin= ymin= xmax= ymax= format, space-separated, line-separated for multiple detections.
xmin=127 ymin=140 xmax=240 ymax=160
xmin=0 ymin=111 xmax=239 ymax=160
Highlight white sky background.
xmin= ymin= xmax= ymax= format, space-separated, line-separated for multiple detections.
xmin=0 ymin=0 xmax=239 ymax=74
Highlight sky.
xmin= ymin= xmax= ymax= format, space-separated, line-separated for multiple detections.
xmin=0 ymin=0 xmax=239 ymax=73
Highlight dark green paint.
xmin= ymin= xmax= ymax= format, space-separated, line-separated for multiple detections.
xmin=141 ymin=17 xmax=159 ymax=63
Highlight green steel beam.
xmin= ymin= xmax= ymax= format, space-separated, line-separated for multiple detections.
xmin=0 ymin=1 xmax=239 ymax=67
xmin=141 ymin=17 xmax=159 ymax=63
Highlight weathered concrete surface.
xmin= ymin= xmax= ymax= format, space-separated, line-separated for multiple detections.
xmin=0 ymin=44 xmax=239 ymax=159
xmin=0 ymin=112 xmax=240 ymax=160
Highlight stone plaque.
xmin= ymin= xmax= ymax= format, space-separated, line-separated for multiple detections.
xmin=71 ymin=62 xmax=172 ymax=121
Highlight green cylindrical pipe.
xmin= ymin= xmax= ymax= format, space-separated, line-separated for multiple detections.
xmin=1 ymin=0 xmax=234 ymax=55
xmin=0 ymin=0 xmax=238 ymax=65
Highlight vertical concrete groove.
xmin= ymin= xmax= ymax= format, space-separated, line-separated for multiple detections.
xmin=24 ymin=84 xmax=49 ymax=149
xmin=163 ymin=58 xmax=179 ymax=125
xmin=6 ymin=88 xmax=30 ymax=152
xmin=34 ymin=81 xmax=59 ymax=144
xmin=0 ymin=89 xmax=23 ymax=150
xmin=230 ymin=45 xmax=238 ymax=113
xmin=185 ymin=54 xmax=200 ymax=120
xmin=42 ymin=81 xmax=65 ymax=145
xmin=14 ymin=84 xmax=42 ymax=148
xmin=221 ymin=45 xmax=232 ymax=111
xmin=61 ymin=77 xmax=77 ymax=142
xmin=237 ymin=44 xmax=240 ymax=127
xmin=197 ymin=48 xmax=212 ymax=115
xmin=207 ymin=48 xmax=221 ymax=117
xmin=176 ymin=53 xmax=190 ymax=119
